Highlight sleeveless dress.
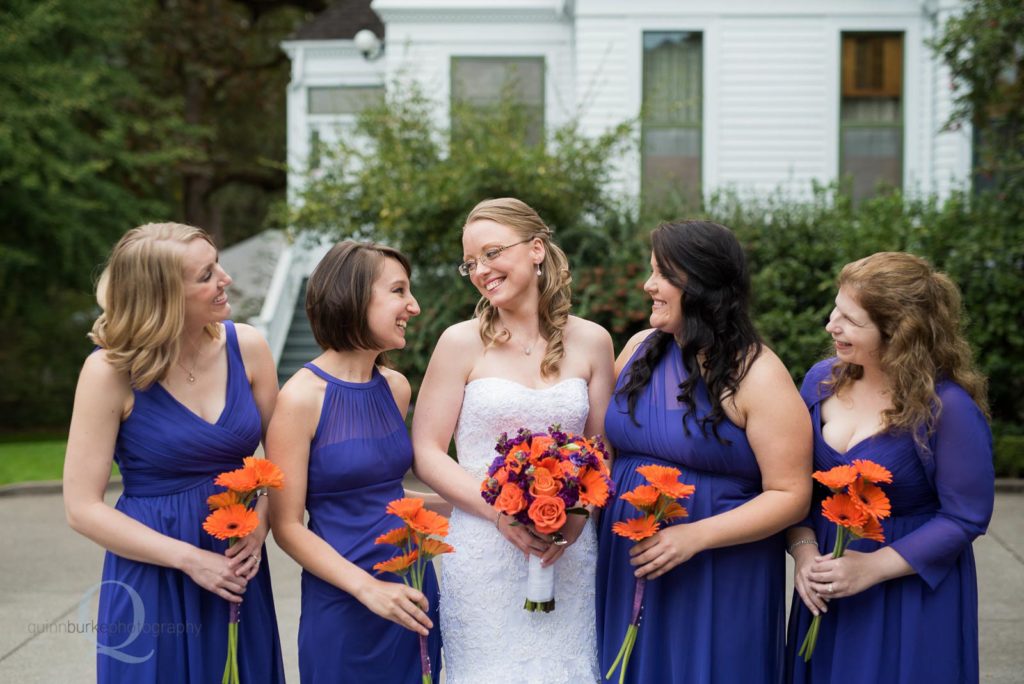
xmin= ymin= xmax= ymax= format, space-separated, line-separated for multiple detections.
xmin=297 ymin=363 xmax=441 ymax=684
xmin=596 ymin=340 xmax=786 ymax=684
xmin=440 ymin=376 xmax=601 ymax=683
xmin=785 ymin=358 xmax=995 ymax=684
xmin=96 ymin=320 xmax=284 ymax=683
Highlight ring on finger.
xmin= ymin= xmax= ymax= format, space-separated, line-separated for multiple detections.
xmin=827 ymin=582 xmax=834 ymax=594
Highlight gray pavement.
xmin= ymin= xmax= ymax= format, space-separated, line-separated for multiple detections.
xmin=1 ymin=488 xmax=1021 ymax=682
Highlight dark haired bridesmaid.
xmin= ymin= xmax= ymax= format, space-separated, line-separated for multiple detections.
xmin=267 ymin=240 xmax=441 ymax=683
xmin=596 ymin=220 xmax=812 ymax=683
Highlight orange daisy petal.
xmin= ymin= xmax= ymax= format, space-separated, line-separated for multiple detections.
xmin=620 ymin=484 xmax=661 ymax=512
xmin=242 ymin=456 xmax=285 ymax=489
xmin=578 ymin=469 xmax=610 ymax=507
xmin=375 ymin=527 xmax=410 ymax=547
xmin=386 ymin=497 xmax=425 ymax=522
xmin=214 ymin=467 xmax=261 ymax=493
xmin=206 ymin=490 xmax=241 ymax=510
xmin=821 ymin=493 xmax=868 ymax=529
xmin=611 ymin=515 xmax=660 ymax=541
xmin=407 ymin=508 xmax=450 ymax=537
xmin=849 ymin=479 xmax=892 ymax=520
xmin=373 ymin=550 xmax=418 ymax=576
xmin=419 ymin=538 xmax=455 ymax=558
xmin=851 ymin=516 xmax=886 ymax=543
xmin=852 ymin=459 xmax=893 ymax=484
xmin=202 ymin=504 xmax=259 ymax=540
xmin=812 ymin=465 xmax=858 ymax=491
xmin=637 ymin=464 xmax=695 ymax=499
xmin=660 ymin=501 xmax=689 ymax=522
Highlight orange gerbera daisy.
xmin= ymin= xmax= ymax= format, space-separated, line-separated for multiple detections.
xmin=214 ymin=467 xmax=260 ymax=493
xmin=852 ymin=459 xmax=893 ymax=485
xmin=821 ymin=493 xmax=869 ymax=529
xmin=848 ymin=478 xmax=892 ymax=520
xmin=578 ymin=469 xmax=610 ymax=507
xmin=386 ymin=497 xmax=425 ymax=522
xmin=419 ymin=538 xmax=455 ymax=558
xmin=373 ymin=550 xmax=418 ymax=575
xmin=851 ymin=515 xmax=886 ymax=543
xmin=202 ymin=504 xmax=259 ymax=540
xmin=408 ymin=508 xmax=450 ymax=537
xmin=536 ymin=456 xmax=562 ymax=475
xmin=637 ymin=465 xmax=695 ymax=499
xmin=812 ymin=465 xmax=858 ymax=491
xmin=375 ymin=527 xmax=410 ymax=547
xmin=611 ymin=515 xmax=660 ymax=541
xmin=661 ymin=501 xmax=689 ymax=521
xmin=242 ymin=456 xmax=285 ymax=489
xmin=206 ymin=490 xmax=240 ymax=510
xmin=620 ymin=485 xmax=661 ymax=512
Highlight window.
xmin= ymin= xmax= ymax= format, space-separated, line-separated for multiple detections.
xmin=840 ymin=33 xmax=903 ymax=202
xmin=307 ymin=85 xmax=384 ymax=116
xmin=642 ymin=31 xmax=703 ymax=209
xmin=451 ymin=57 xmax=545 ymax=146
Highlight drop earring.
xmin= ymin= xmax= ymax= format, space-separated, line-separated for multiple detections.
xmin=535 ymin=263 xmax=542 ymax=277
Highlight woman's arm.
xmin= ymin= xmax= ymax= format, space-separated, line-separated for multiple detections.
xmin=229 ymin=323 xmax=280 ymax=578
xmin=63 ymin=352 xmax=248 ymax=602
xmin=411 ymin=324 xmax=548 ymax=557
xmin=267 ymin=375 xmax=432 ymax=635
xmin=630 ymin=348 xmax=813 ymax=579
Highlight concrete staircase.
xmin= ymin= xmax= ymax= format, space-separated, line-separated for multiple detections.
xmin=276 ymin=278 xmax=319 ymax=386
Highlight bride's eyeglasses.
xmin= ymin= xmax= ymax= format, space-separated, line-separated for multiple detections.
xmin=458 ymin=238 xmax=533 ymax=277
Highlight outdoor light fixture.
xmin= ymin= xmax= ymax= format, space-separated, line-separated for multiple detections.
xmin=353 ymin=29 xmax=384 ymax=60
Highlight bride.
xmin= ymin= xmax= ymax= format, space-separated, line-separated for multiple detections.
xmin=411 ymin=197 xmax=615 ymax=683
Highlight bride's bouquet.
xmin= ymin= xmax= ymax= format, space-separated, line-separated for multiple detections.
xmin=480 ymin=425 xmax=614 ymax=612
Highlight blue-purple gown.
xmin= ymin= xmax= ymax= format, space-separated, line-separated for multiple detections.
xmin=96 ymin=320 xmax=284 ymax=683
xmin=297 ymin=363 xmax=441 ymax=683
xmin=786 ymin=358 xmax=994 ymax=684
xmin=596 ymin=340 xmax=786 ymax=684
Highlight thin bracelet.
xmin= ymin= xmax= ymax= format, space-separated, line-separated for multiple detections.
xmin=254 ymin=487 xmax=269 ymax=499
xmin=787 ymin=538 xmax=817 ymax=555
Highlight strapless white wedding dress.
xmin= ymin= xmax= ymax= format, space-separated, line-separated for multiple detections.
xmin=440 ymin=377 xmax=600 ymax=684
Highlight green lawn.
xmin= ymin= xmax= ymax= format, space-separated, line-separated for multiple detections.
xmin=0 ymin=440 xmax=68 ymax=485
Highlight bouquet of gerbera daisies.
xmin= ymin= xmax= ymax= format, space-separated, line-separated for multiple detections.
xmin=797 ymin=459 xmax=892 ymax=662
xmin=373 ymin=497 xmax=454 ymax=684
xmin=605 ymin=464 xmax=695 ymax=684
xmin=203 ymin=456 xmax=285 ymax=684
xmin=480 ymin=425 xmax=614 ymax=612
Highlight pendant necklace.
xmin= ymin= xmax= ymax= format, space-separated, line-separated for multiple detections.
xmin=177 ymin=338 xmax=203 ymax=384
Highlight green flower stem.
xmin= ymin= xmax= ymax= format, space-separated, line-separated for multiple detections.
xmin=798 ymin=525 xmax=851 ymax=662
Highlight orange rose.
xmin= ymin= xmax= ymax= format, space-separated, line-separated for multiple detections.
xmin=529 ymin=467 xmax=562 ymax=498
xmin=494 ymin=483 xmax=527 ymax=515
xmin=529 ymin=436 xmax=555 ymax=461
xmin=528 ymin=495 xmax=566 ymax=535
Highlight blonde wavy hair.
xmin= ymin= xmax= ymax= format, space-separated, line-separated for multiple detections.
xmin=463 ymin=198 xmax=572 ymax=378
xmin=89 ymin=223 xmax=221 ymax=389
xmin=827 ymin=252 xmax=989 ymax=444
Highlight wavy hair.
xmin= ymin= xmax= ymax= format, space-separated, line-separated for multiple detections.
xmin=619 ymin=220 xmax=763 ymax=441
xmin=89 ymin=223 xmax=220 ymax=389
xmin=826 ymin=252 xmax=989 ymax=443
xmin=463 ymin=198 xmax=572 ymax=378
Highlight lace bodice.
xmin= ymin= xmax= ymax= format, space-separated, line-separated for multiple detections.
xmin=441 ymin=376 xmax=600 ymax=684
xmin=454 ymin=377 xmax=591 ymax=478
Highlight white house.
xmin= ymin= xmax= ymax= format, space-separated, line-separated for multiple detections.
xmin=259 ymin=0 xmax=971 ymax=372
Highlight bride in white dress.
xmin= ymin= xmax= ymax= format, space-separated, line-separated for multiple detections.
xmin=412 ymin=198 xmax=615 ymax=683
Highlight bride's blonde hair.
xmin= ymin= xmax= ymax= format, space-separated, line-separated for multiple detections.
xmin=90 ymin=223 xmax=220 ymax=389
xmin=463 ymin=198 xmax=572 ymax=378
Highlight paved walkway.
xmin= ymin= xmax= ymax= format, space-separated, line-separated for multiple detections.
xmin=1 ymin=488 xmax=1021 ymax=682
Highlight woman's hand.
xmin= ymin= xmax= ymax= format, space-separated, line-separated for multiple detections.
xmin=539 ymin=513 xmax=588 ymax=567
xmin=181 ymin=547 xmax=249 ymax=603
xmin=355 ymin=578 xmax=433 ymax=636
xmin=792 ymin=544 xmax=829 ymax=616
xmin=806 ymin=550 xmax=882 ymax=599
xmin=225 ymin=522 xmax=269 ymax=580
xmin=497 ymin=513 xmax=550 ymax=558
xmin=629 ymin=523 xmax=704 ymax=579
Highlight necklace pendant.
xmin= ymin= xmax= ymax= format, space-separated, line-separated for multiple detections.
xmin=524 ymin=347 xmax=532 ymax=356
xmin=187 ymin=372 xmax=196 ymax=384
